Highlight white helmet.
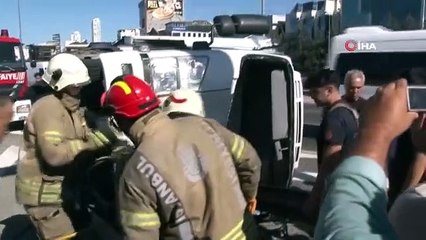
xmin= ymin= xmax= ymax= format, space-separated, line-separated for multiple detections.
xmin=162 ymin=89 xmax=205 ymax=117
xmin=42 ymin=53 xmax=90 ymax=91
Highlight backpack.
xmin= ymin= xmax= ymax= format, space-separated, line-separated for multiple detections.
xmin=329 ymin=102 xmax=359 ymax=127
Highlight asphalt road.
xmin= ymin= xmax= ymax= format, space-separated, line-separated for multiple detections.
xmin=0 ymin=99 xmax=323 ymax=239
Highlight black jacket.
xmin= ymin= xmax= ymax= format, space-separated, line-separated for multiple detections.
xmin=25 ymin=81 xmax=54 ymax=104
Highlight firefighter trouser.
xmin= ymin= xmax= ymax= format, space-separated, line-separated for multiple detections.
xmin=243 ymin=210 xmax=259 ymax=240
xmin=25 ymin=205 xmax=77 ymax=240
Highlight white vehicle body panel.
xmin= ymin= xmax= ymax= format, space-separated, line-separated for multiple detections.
xmin=99 ymin=48 xmax=303 ymax=186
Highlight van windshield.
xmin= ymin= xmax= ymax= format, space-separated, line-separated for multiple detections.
xmin=0 ymin=42 xmax=25 ymax=71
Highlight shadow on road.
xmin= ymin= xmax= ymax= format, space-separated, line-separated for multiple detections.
xmin=0 ymin=214 xmax=38 ymax=240
xmin=258 ymin=186 xmax=315 ymax=238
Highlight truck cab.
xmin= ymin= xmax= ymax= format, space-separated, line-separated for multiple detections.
xmin=76 ymin=15 xmax=304 ymax=190
xmin=0 ymin=29 xmax=31 ymax=123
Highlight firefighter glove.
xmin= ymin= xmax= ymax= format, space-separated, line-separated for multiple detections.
xmin=88 ymin=130 xmax=111 ymax=149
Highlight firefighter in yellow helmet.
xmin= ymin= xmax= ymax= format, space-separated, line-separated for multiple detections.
xmin=101 ymin=75 xmax=261 ymax=239
xmin=15 ymin=53 xmax=112 ymax=240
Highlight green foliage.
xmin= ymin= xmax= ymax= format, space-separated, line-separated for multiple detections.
xmin=280 ymin=33 xmax=327 ymax=77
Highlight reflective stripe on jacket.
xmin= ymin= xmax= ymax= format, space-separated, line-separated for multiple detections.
xmin=15 ymin=95 xmax=108 ymax=206
xmin=119 ymin=111 xmax=261 ymax=239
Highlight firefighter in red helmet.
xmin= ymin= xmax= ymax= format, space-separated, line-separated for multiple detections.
xmin=102 ymin=75 xmax=261 ymax=240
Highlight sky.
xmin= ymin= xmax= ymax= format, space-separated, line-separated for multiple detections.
xmin=0 ymin=0 xmax=306 ymax=45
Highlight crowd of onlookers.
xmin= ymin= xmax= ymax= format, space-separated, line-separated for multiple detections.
xmin=304 ymin=68 xmax=426 ymax=240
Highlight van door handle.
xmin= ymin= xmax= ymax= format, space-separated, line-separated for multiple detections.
xmin=274 ymin=140 xmax=289 ymax=161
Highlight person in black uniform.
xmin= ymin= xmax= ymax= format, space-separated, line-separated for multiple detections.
xmin=303 ymin=69 xmax=359 ymax=220
xmin=25 ymin=72 xmax=54 ymax=103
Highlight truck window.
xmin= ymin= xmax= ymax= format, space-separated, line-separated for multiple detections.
xmin=0 ymin=42 xmax=25 ymax=70
xmin=336 ymin=52 xmax=426 ymax=85
xmin=178 ymin=56 xmax=208 ymax=90
xmin=150 ymin=57 xmax=179 ymax=94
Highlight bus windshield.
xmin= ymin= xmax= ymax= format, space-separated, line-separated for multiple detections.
xmin=335 ymin=52 xmax=426 ymax=85
xmin=0 ymin=42 xmax=25 ymax=71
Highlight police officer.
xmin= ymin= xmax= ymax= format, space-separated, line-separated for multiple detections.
xmin=15 ymin=53 xmax=111 ymax=240
xmin=304 ymin=69 xmax=359 ymax=220
xmin=101 ymin=75 xmax=261 ymax=239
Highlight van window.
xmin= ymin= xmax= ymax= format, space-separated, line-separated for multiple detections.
xmin=178 ymin=56 xmax=208 ymax=90
xmin=121 ymin=63 xmax=133 ymax=75
xmin=149 ymin=56 xmax=209 ymax=93
xmin=336 ymin=52 xmax=426 ymax=85
xmin=150 ymin=57 xmax=179 ymax=94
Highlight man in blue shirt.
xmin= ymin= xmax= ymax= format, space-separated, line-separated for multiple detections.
xmin=304 ymin=69 xmax=359 ymax=220
xmin=315 ymin=79 xmax=418 ymax=240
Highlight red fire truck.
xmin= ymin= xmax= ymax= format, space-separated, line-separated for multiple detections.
xmin=0 ymin=29 xmax=31 ymax=122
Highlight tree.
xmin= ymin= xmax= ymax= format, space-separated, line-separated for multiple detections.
xmin=281 ymin=32 xmax=327 ymax=77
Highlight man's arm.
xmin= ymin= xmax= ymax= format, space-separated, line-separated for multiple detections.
xmin=403 ymin=152 xmax=426 ymax=190
xmin=315 ymin=79 xmax=418 ymax=240
xmin=314 ymin=156 xmax=398 ymax=240
xmin=30 ymin=107 xmax=108 ymax=167
xmin=203 ymin=118 xmax=261 ymax=200
xmin=118 ymin=152 xmax=159 ymax=240
xmin=119 ymin=178 xmax=160 ymax=240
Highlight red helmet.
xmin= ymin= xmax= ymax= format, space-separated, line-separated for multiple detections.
xmin=101 ymin=75 xmax=160 ymax=118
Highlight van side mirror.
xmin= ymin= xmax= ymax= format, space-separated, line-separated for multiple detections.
xmin=30 ymin=61 xmax=36 ymax=68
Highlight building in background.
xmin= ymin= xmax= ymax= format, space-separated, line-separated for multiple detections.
xmin=271 ymin=15 xmax=286 ymax=30
xmin=285 ymin=0 xmax=339 ymax=40
xmin=70 ymin=31 xmax=82 ymax=43
xmin=139 ymin=0 xmax=184 ymax=34
xmin=51 ymin=33 xmax=61 ymax=52
xmin=65 ymin=31 xmax=86 ymax=46
xmin=92 ymin=18 xmax=102 ymax=42
xmin=340 ymin=0 xmax=426 ymax=31
xmin=117 ymin=28 xmax=141 ymax=40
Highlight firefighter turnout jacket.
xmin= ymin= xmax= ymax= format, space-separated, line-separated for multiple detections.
xmin=119 ymin=109 xmax=261 ymax=239
xmin=16 ymin=94 xmax=110 ymax=206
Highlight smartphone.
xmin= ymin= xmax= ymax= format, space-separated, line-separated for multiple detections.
xmin=407 ymin=86 xmax=426 ymax=112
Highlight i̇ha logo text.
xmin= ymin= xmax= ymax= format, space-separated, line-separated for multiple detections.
xmin=344 ymin=40 xmax=376 ymax=52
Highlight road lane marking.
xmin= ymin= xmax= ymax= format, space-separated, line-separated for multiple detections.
xmin=300 ymin=151 xmax=316 ymax=159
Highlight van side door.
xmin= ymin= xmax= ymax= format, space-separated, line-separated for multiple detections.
xmin=227 ymin=54 xmax=303 ymax=189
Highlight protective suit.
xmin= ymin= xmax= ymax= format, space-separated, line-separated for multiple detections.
xmin=101 ymin=75 xmax=262 ymax=239
xmin=15 ymin=53 xmax=111 ymax=240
